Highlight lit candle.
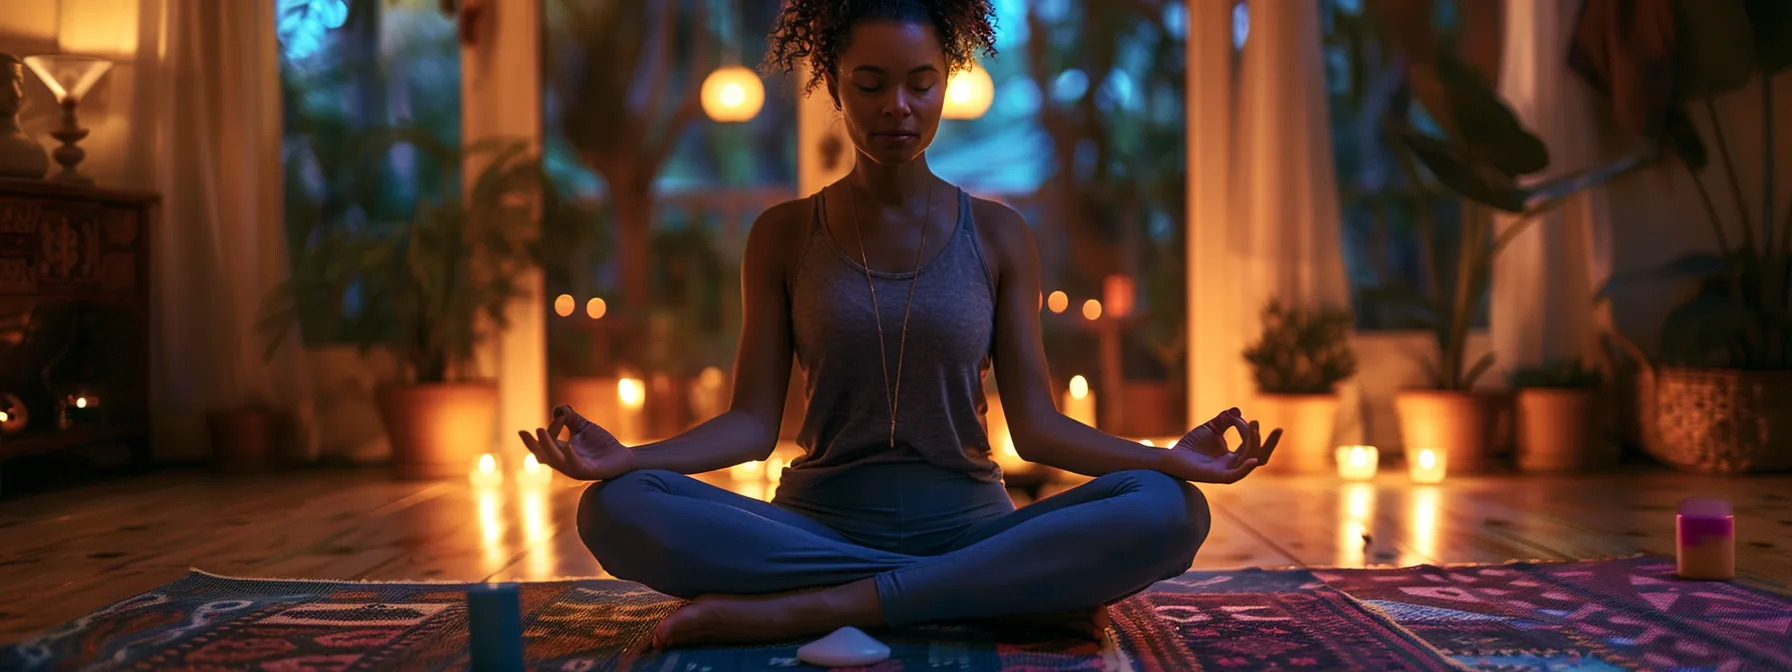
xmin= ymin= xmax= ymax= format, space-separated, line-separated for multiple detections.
xmin=1408 ymin=448 xmax=1447 ymax=485
xmin=730 ymin=459 xmax=763 ymax=481
xmin=466 ymin=583 xmax=525 ymax=671
xmin=469 ymin=453 xmax=504 ymax=489
xmin=616 ymin=377 xmax=645 ymax=444
xmin=515 ymin=453 xmax=554 ymax=488
xmin=1061 ymin=376 xmax=1097 ymax=427
xmin=1677 ymin=497 xmax=1735 ymax=581
xmin=691 ymin=366 xmax=728 ymax=423
xmin=1335 ymin=445 xmax=1379 ymax=482
xmin=766 ymin=455 xmax=786 ymax=484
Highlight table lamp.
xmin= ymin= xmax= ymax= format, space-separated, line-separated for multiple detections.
xmin=23 ymin=55 xmax=112 ymax=185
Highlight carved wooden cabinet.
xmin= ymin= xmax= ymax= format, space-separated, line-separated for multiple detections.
xmin=0 ymin=178 xmax=156 ymax=473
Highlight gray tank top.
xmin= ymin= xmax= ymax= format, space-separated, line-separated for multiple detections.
xmin=782 ymin=187 xmax=1003 ymax=489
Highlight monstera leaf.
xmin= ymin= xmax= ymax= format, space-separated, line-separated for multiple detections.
xmin=1389 ymin=123 xmax=1529 ymax=212
xmin=1414 ymin=53 xmax=1551 ymax=177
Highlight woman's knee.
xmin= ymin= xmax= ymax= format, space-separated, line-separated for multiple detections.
xmin=576 ymin=470 xmax=677 ymax=574
xmin=1100 ymin=469 xmax=1211 ymax=567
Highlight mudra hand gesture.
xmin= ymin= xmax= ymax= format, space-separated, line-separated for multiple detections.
xmin=517 ymin=405 xmax=637 ymax=481
xmin=1157 ymin=408 xmax=1282 ymax=484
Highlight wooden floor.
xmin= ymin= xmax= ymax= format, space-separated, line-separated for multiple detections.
xmin=2 ymin=465 xmax=1789 ymax=641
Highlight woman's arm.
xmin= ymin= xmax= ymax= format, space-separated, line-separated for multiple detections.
xmin=622 ymin=202 xmax=806 ymax=475
xmin=976 ymin=201 xmax=1175 ymax=477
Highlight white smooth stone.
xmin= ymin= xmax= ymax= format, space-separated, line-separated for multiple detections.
xmin=796 ymin=626 xmax=891 ymax=668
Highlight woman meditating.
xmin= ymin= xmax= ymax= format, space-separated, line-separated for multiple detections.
xmin=517 ymin=0 xmax=1282 ymax=649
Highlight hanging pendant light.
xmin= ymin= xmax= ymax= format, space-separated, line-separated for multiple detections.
xmin=702 ymin=65 xmax=765 ymax=122
xmin=702 ymin=0 xmax=763 ymax=123
xmin=942 ymin=60 xmax=994 ymax=120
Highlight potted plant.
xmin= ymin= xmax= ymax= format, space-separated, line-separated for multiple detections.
xmin=1509 ymin=359 xmax=1611 ymax=473
xmin=1588 ymin=1 xmax=1792 ymax=475
xmin=1242 ymin=300 xmax=1358 ymax=473
xmin=1359 ymin=1 xmax=1657 ymax=473
xmin=261 ymin=128 xmax=587 ymax=479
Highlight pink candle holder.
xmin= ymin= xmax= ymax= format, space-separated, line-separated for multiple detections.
xmin=1676 ymin=497 xmax=1735 ymax=581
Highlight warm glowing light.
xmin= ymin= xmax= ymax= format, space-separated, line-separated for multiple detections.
xmin=1069 ymin=375 xmax=1089 ymax=400
xmin=23 ymin=55 xmax=112 ymax=103
xmin=74 ymin=397 xmax=88 ymax=409
xmin=1339 ymin=483 xmax=1376 ymax=567
xmin=1335 ymin=445 xmax=1379 ymax=481
xmin=943 ymin=61 xmax=995 ymax=120
xmin=766 ymin=456 xmax=786 ymax=484
xmin=1140 ymin=439 xmax=1155 ymax=447
xmin=523 ymin=453 xmax=541 ymax=474
xmin=698 ymin=366 xmax=726 ymax=388
xmin=730 ymin=459 xmax=763 ymax=481
xmin=1406 ymin=485 xmax=1439 ymax=566
xmin=0 ymin=412 xmax=9 ymax=423
xmin=1103 ymin=275 xmax=1135 ymax=318
xmin=470 ymin=453 xmax=505 ymax=488
xmin=1409 ymin=448 xmax=1447 ymax=484
xmin=701 ymin=65 xmax=766 ymax=122
xmin=1047 ymin=291 xmax=1070 ymax=313
xmin=553 ymin=294 xmax=575 ymax=317
xmin=618 ymin=378 xmax=644 ymax=408
xmin=1082 ymin=299 xmax=1103 ymax=321
xmin=586 ymin=297 xmax=607 ymax=319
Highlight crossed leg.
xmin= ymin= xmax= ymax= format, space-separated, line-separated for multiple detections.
xmin=577 ymin=468 xmax=1211 ymax=646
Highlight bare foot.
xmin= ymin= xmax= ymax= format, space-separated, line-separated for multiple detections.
xmin=652 ymin=582 xmax=882 ymax=648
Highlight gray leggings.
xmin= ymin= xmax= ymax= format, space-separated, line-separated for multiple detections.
xmin=576 ymin=463 xmax=1210 ymax=627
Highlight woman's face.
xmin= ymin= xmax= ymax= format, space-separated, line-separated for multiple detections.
xmin=828 ymin=21 xmax=947 ymax=167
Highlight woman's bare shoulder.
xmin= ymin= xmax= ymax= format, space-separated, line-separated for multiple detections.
xmin=968 ymin=195 xmax=1035 ymax=266
xmin=744 ymin=196 xmax=817 ymax=265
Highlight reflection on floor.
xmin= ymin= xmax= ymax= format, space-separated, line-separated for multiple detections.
xmin=2 ymin=461 xmax=1788 ymax=640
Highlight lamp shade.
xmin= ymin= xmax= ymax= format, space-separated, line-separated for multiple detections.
xmin=701 ymin=65 xmax=765 ymax=123
xmin=23 ymin=55 xmax=111 ymax=103
xmin=942 ymin=61 xmax=994 ymax=120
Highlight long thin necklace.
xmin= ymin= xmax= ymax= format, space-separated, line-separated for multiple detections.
xmin=847 ymin=182 xmax=934 ymax=449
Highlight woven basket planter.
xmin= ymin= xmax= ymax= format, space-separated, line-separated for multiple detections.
xmin=1637 ymin=367 xmax=1792 ymax=475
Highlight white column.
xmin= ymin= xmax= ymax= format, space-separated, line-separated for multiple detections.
xmin=463 ymin=0 xmax=546 ymax=452
xmin=1186 ymin=0 xmax=1238 ymax=427
xmin=1489 ymin=0 xmax=1613 ymax=374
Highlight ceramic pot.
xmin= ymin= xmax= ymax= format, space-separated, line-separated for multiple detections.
xmin=550 ymin=376 xmax=622 ymax=431
xmin=1516 ymin=387 xmax=1612 ymax=473
xmin=1253 ymin=393 xmax=1340 ymax=473
xmin=1119 ymin=381 xmax=1182 ymax=437
xmin=375 ymin=382 xmax=499 ymax=480
xmin=1394 ymin=390 xmax=1507 ymax=473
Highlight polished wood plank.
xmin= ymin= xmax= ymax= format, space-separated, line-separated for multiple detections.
xmin=3 ymin=467 xmax=1791 ymax=641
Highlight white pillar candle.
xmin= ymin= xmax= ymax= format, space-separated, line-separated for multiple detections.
xmin=1677 ymin=497 xmax=1735 ymax=581
xmin=1408 ymin=448 xmax=1447 ymax=485
xmin=1335 ymin=445 xmax=1379 ymax=482
xmin=1061 ymin=375 xmax=1097 ymax=427
xmin=615 ymin=377 xmax=645 ymax=444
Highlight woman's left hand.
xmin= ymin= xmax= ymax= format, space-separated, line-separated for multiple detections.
xmin=1156 ymin=408 xmax=1282 ymax=484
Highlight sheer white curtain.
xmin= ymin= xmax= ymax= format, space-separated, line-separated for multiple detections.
xmin=139 ymin=0 xmax=315 ymax=460
xmin=1489 ymin=0 xmax=1616 ymax=375
xmin=1188 ymin=0 xmax=1362 ymax=442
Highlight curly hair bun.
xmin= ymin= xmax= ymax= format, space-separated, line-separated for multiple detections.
xmin=761 ymin=0 xmax=998 ymax=96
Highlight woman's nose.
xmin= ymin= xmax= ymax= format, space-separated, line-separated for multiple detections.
xmin=884 ymin=91 xmax=913 ymax=118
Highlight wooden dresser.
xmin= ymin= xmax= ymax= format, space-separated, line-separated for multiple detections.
xmin=0 ymin=178 xmax=157 ymax=481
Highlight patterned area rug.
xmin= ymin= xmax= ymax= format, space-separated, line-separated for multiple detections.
xmin=3 ymin=556 xmax=1786 ymax=671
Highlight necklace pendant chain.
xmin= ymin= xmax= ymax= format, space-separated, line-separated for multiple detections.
xmin=848 ymin=183 xmax=934 ymax=450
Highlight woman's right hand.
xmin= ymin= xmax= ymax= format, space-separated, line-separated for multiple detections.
xmin=517 ymin=405 xmax=637 ymax=481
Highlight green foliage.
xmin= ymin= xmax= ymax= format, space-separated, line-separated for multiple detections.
xmin=1590 ymin=2 xmax=1792 ymax=370
xmin=260 ymin=127 xmax=599 ymax=385
xmin=1509 ymin=359 xmax=1604 ymax=389
xmin=1243 ymin=300 xmax=1359 ymax=395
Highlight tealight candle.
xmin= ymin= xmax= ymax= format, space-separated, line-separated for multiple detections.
xmin=1408 ymin=448 xmax=1447 ymax=485
xmin=1677 ymin=497 xmax=1735 ymax=581
xmin=469 ymin=453 xmax=504 ymax=489
xmin=466 ymin=583 xmax=524 ymax=671
xmin=615 ymin=377 xmax=645 ymax=444
xmin=1335 ymin=445 xmax=1379 ymax=482
xmin=730 ymin=459 xmax=764 ymax=481
xmin=515 ymin=453 xmax=554 ymax=488
xmin=1061 ymin=375 xmax=1097 ymax=427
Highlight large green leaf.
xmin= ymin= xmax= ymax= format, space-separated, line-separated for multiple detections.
xmin=1390 ymin=123 xmax=1529 ymax=212
xmin=1673 ymin=0 xmax=1762 ymax=99
xmin=1595 ymin=252 xmax=1729 ymax=299
xmin=1421 ymin=53 xmax=1550 ymax=177
xmin=1743 ymin=0 xmax=1792 ymax=74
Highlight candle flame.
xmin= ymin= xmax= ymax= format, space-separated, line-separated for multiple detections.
xmin=478 ymin=453 xmax=497 ymax=474
xmin=0 ymin=411 xmax=8 ymax=423
xmin=1418 ymin=449 xmax=1436 ymax=469
xmin=523 ymin=453 xmax=542 ymax=474
xmin=1140 ymin=439 xmax=1154 ymax=447
xmin=618 ymin=378 xmax=644 ymax=407
xmin=75 ymin=397 xmax=88 ymax=409
xmin=1069 ymin=375 xmax=1089 ymax=400
xmin=1350 ymin=447 xmax=1368 ymax=467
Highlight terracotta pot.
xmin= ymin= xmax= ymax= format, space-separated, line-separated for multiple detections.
xmin=1119 ymin=381 xmax=1182 ymax=437
xmin=1394 ymin=390 xmax=1507 ymax=474
xmin=1517 ymin=388 xmax=1612 ymax=473
xmin=375 ymin=382 xmax=499 ymax=480
xmin=647 ymin=373 xmax=690 ymax=438
xmin=1253 ymin=393 xmax=1339 ymax=473
xmin=207 ymin=406 xmax=289 ymax=473
xmin=551 ymin=376 xmax=622 ymax=431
